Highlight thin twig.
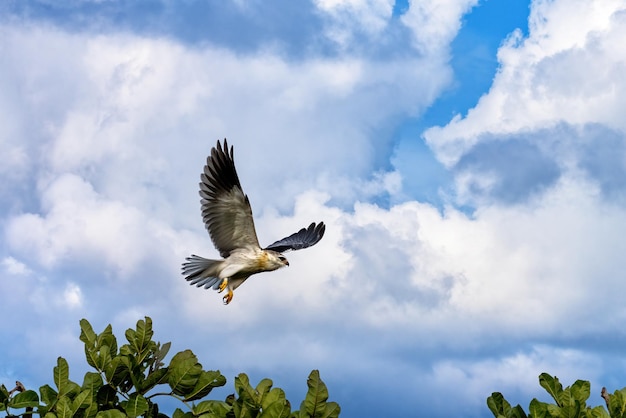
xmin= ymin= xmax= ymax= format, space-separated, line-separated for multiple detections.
xmin=601 ymin=387 xmax=610 ymax=409
xmin=8 ymin=381 xmax=26 ymax=396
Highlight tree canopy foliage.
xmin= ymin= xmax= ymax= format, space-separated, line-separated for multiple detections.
xmin=488 ymin=372 xmax=626 ymax=418
xmin=1 ymin=317 xmax=340 ymax=418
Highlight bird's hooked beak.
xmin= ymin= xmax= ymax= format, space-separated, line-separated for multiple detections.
xmin=279 ymin=255 xmax=289 ymax=266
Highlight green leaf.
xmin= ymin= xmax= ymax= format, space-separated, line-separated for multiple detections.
xmin=256 ymin=379 xmax=273 ymax=402
xmin=154 ymin=342 xmax=171 ymax=369
xmin=319 ymin=402 xmax=340 ymax=418
xmin=608 ymin=389 xmax=626 ymax=417
xmin=127 ymin=317 xmax=154 ymax=355
xmin=95 ymin=410 xmax=127 ymax=418
xmin=539 ymin=373 xmax=563 ymax=406
xmin=528 ymin=399 xmax=549 ymax=418
xmin=72 ymin=389 xmax=92 ymax=411
xmin=121 ymin=393 xmax=149 ymax=418
xmin=0 ymin=384 xmax=9 ymax=410
xmin=562 ymin=399 xmax=582 ymax=418
xmin=548 ymin=400 xmax=582 ymax=418
xmin=232 ymin=401 xmax=255 ymax=418
xmin=184 ymin=370 xmax=227 ymax=402
xmin=300 ymin=370 xmax=329 ymax=418
xmin=95 ymin=345 xmax=113 ymax=371
xmin=260 ymin=400 xmax=291 ymax=418
xmin=487 ymin=392 xmax=511 ymax=417
xmin=83 ymin=397 xmax=99 ymax=418
xmin=556 ymin=386 xmax=588 ymax=418
xmin=56 ymin=396 xmax=73 ymax=418
xmin=9 ymin=390 xmax=40 ymax=409
xmin=97 ymin=325 xmax=118 ymax=358
xmin=560 ymin=387 xmax=574 ymax=410
xmin=139 ymin=367 xmax=169 ymax=395
xmin=84 ymin=345 xmax=99 ymax=369
xmin=105 ymin=356 xmax=132 ymax=388
xmin=104 ymin=356 xmax=124 ymax=384
xmin=40 ymin=384 xmax=59 ymax=407
xmin=144 ymin=402 xmax=160 ymax=418
xmin=82 ymin=372 xmax=103 ymax=396
xmin=193 ymin=400 xmax=231 ymax=416
xmin=80 ymin=319 xmax=98 ymax=346
xmin=588 ymin=405 xmax=610 ymax=418
xmin=570 ymin=380 xmax=591 ymax=404
xmin=96 ymin=385 xmax=118 ymax=407
xmin=52 ymin=359 xmax=81 ymax=400
xmin=172 ymin=408 xmax=194 ymax=418
xmin=546 ymin=404 xmax=561 ymax=416
xmin=168 ymin=350 xmax=203 ymax=396
xmin=44 ymin=412 xmax=58 ymax=418
xmin=83 ymin=323 xmax=118 ymax=371
xmin=54 ymin=357 xmax=71 ymax=395
xmin=127 ymin=356 xmax=145 ymax=390
xmin=119 ymin=344 xmax=133 ymax=357
xmin=262 ymin=388 xmax=286 ymax=411
xmin=235 ymin=373 xmax=261 ymax=410
xmin=125 ymin=330 xmax=136 ymax=350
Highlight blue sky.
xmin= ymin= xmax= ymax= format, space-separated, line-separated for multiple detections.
xmin=2 ymin=1 xmax=626 ymax=417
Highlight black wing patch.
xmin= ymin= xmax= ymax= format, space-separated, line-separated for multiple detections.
xmin=264 ymin=222 xmax=326 ymax=253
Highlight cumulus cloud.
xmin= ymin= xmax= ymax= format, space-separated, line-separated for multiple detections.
xmin=6 ymin=173 xmax=154 ymax=275
xmin=424 ymin=1 xmax=626 ymax=167
xmin=427 ymin=345 xmax=604 ymax=410
xmin=0 ymin=11 xmax=458 ymax=402
xmin=341 ymin=175 xmax=626 ymax=338
xmin=4 ymin=1 xmax=626 ymax=417
xmin=2 ymin=256 xmax=31 ymax=276
xmin=313 ymin=0 xmax=480 ymax=62
xmin=0 ymin=22 xmax=452 ymax=212
xmin=313 ymin=0 xmax=394 ymax=48
xmin=401 ymin=0 xmax=479 ymax=55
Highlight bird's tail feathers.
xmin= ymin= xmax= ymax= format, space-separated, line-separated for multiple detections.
xmin=182 ymin=255 xmax=223 ymax=289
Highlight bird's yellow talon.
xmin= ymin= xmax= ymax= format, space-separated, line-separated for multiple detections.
xmin=218 ymin=278 xmax=228 ymax=293
xmin=223 ymin=290 xmax=233 ymax=305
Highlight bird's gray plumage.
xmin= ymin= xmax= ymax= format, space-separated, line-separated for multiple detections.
xmin=182 ymin=139 xmax=326 ymax=304
xmin=199 ymin=141 xmax=260 ymax=257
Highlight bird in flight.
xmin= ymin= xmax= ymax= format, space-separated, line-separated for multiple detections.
xmin=182 ymin=139 xmax=326 ymax=304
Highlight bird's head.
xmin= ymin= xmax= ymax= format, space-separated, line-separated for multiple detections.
xmin=263 ymin=250 xmax=290 ymax=270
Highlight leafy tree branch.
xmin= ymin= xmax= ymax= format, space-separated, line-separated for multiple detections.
xmin=1 ymin=317 xmax=340 ymax=418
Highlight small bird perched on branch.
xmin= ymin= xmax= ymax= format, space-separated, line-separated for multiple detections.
xmin=182 ymin=139 xmax=326 ymax=304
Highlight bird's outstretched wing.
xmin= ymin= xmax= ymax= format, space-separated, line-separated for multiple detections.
xmin=264 ymin=222 xmax=326 ymax=253
xmin=200 ymin=139 xmax=261 ymax=257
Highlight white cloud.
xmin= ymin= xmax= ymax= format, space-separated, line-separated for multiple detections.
xmin=313 ymin=0 xmax=479 ymax=59
xmin=0 ymin=14 xmax=456 ymax=289
xmin=401 ymin=0 xmax=478 ymax=55
xmin=174 ymin=168 xmax=626 ymax=352
xmin=0 ymin=22 xmax=451 ymax=214
xmin=0 ymin=20 xmax=454 ymax=370
xmin=313 ymin=173 xmax=626 ymax=341
xmin=424 ymin=0 xmax=626 ymax=166
xmin=429 ymin=345 xmax=603 ymax=408
xmin=2 ymin=256 xmax=31 ymax=275
xmin=61 ymin=282 xmax=83 ymax=309
xmin=313 ymin=0 xmax=394 ymax=48
xmin=5 ymin=2 xmax=626 ymax=416
xmin=7 ymin=174 xmax=137 ymax=272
